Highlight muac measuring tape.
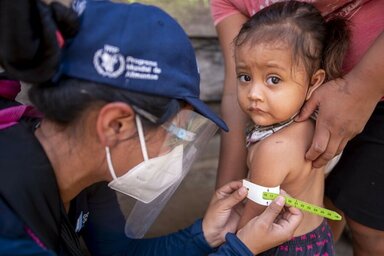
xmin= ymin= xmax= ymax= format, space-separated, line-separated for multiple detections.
xmin=262 ymin=192 xmax=342 ymax=221
xmin=242 ymin=179 xmax=342 ymax=221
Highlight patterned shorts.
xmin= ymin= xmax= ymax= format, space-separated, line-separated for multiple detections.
xmin=259 ymin=220 xmax=335 ymax=256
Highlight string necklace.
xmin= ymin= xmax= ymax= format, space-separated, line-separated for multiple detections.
xmin=246 ymin=116 xmax=296 ymax=147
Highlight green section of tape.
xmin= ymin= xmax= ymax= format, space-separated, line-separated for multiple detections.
xmin=262 ymin=192 xmax=342 ymax=221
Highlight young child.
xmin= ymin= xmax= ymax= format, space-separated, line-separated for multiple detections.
xmin=234 ymin=1 xmax=349 ymax=255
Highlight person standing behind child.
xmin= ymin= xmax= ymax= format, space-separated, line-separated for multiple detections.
xmin=233 ymin=2 xmax=349 ymax=255
xmin=212 ymin=0 xmax=384 ymax=253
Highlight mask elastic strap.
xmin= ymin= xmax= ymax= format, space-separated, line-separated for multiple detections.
xmin=105 ymin=116 xmax=149 ymax=181
xmin=135 ymin=115 xmax=149 ymax=161
xmin=105 ymin=146 xmax=118 ymax=180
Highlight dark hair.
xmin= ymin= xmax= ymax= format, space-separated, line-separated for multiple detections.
xmin=28 ymin=78 xmax=182 ymax=127
xmin=234 ymin=1 xmax=350 ymax=81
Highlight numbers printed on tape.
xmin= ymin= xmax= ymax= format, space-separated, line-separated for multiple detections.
xmin=262 ymin=192 xmax=342 ymax=221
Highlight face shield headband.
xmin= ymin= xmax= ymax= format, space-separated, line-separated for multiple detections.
xmin=105 ymin=108 xmax=218 ymax=238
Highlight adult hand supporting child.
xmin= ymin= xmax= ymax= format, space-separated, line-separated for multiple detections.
xmin=296 ymin=32 xmax=384 ymax=168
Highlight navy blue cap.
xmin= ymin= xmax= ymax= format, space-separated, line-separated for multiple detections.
xmin=61 ymin=0 xmax=228 ymax=131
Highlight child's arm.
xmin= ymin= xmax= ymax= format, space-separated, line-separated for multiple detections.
xmin=238 ymin=136 xmax=301 ymax=229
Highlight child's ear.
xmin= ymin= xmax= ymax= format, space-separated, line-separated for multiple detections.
xmin=306 ymin=69 xmax=325 ymax=100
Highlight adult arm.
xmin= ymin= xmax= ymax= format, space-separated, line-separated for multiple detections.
xmin=0 ymin=236 xmax=56 ymax=256
xmin=81 ymin=181 xmax=245 ymax=256
xmin=80 ymin=182 xmax=215 ymax=256
xmin=131 ymin=182 xmax=300 ymax=256
xmin=215 ymin=13 xmax=249 ymax=188
xmin=0 ymin=197 xmax=56 ymax=255
xmin=82 ymin=181 xmax=301 ymax=256
xmin=296 ymin=31 xmax=384 ymax=167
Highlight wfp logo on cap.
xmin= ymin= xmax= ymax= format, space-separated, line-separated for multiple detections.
xmin=94 ymin=45 xmax=125 ymax=78
xmin=93 ymin=44 xmax=162 ymax=81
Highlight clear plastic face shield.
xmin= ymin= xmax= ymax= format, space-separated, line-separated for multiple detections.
xmin=105 ymin=107 xmax=218 ymax=238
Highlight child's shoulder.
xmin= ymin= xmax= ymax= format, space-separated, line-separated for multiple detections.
xmin=256 ymin=119 xmax=314 ymax=153
xmin=248 ymin=120 xmax=314 ymax=180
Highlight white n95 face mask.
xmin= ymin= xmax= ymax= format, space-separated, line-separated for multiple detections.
xmin=106 ymin=144 xmax=183 ymax=204
xmin=106 ymin=114 xmax=186 ymax=204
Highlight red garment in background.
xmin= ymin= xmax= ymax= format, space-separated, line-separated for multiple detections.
xmin=211 ymin=0 xmax=384 ymax=89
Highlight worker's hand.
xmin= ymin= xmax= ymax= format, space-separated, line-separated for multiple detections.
xmin=296 ymin=75 xmax=378 ymax=167
xmin=202 ymin=181 xmax=247 ymax=247
xmin=237 ymin=195 xmax=303 ymax=254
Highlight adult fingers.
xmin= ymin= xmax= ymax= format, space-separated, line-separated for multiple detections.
xmin=215 ymin=186 xmax=248 ymax=211
xmin=305 ymin=123 xmax=330 ymax=162
xmin=295 ymin=96 xmax=319 ymax=122
xmin=336 ymin=138 xmax=349 ymax=156
xmin=312 ymin=134 xmax=342 ymax=168
xmin=278 ymin=205 xmax=303 ymax=231
xmin=217 ymin=180 xmax=244 ymax=194
xmin=277 ymin=190 xmax=303 ymax=224
xmin=285 ymin=206 xmax=302 ymax=223
xmin=257 ymin=196 xmax=286 ymax=225
xmin=214 ymin=180 xmax=243 ymax=200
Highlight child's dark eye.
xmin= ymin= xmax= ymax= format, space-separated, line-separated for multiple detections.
xmin=238 ymin=74 xmax=252 ymax=83
xmin=266 ymin=76 xmax=281 ymax=85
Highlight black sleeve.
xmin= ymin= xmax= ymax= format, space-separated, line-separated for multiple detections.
xmin=77 ymin=182 xmax=216 ymax=256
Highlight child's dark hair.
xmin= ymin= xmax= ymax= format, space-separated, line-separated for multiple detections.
xmin=234 ymin=1 xmax=350 ymax=81
xmin=28 ymin=78 xmax=182 ymax=127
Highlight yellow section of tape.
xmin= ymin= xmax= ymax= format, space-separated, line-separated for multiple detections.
xmin=262 ymin=192 xmax=342 ymax=221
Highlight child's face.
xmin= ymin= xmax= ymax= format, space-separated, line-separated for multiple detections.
xmin=235 ymin=42 xmax=309 ymax=126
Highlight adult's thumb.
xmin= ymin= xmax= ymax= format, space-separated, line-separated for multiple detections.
xmin=221 ymin=186 xmax=248 ymax=210
xmin=258 ymin=196 xmax=285 ymax=224
xmin=295 ymin=98 xmax=318 ymax=122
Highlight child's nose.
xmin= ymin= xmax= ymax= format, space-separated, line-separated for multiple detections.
xmin=248 ymin=83 xmax=264 ymax=101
